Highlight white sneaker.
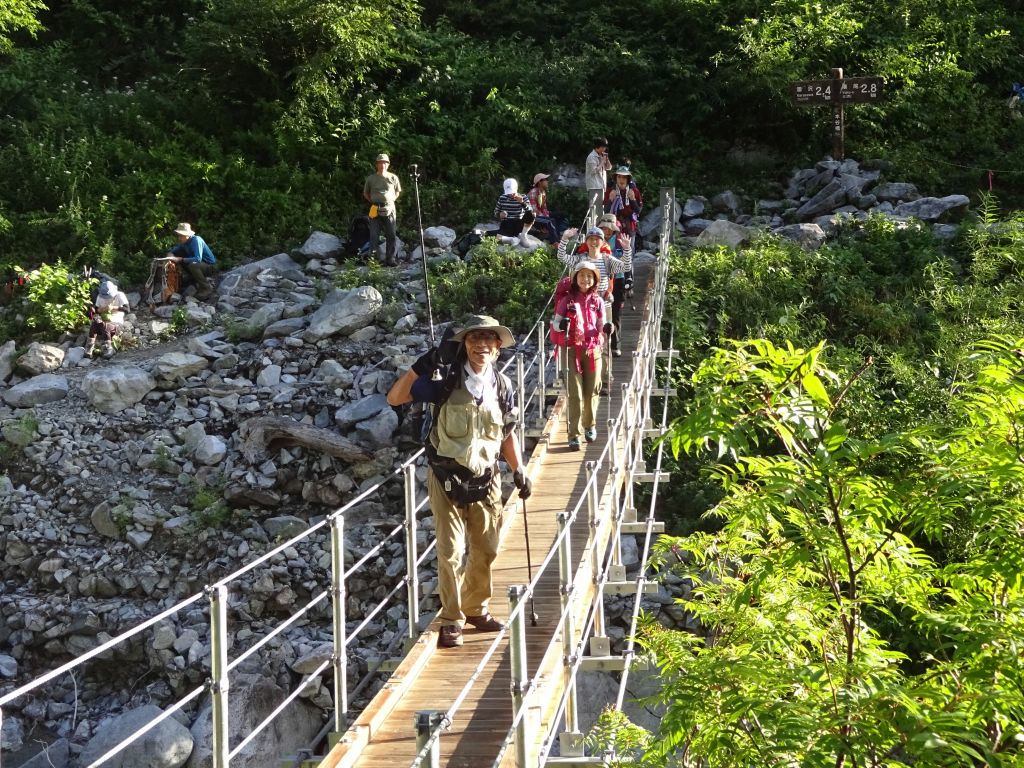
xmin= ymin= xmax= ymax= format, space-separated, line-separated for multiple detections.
xmin=499 ymin=235 xmax=517 ymax=245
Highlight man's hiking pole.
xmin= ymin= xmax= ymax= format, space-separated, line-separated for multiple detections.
xmin=410 ymin=163 xmax=436 ymax=344
xmin=521 ymin=495 xmax=538 ymax=626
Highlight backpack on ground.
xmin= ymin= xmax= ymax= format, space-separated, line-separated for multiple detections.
xmin=454 ymin=231 xmax=483 ymax=257
xmin=142 ymin=259 xmax=180 ymax=305
xmin=548 ymin=275 xmax=575 ymax=347
xmin=344 ymin=215 xmax=372 ymax=258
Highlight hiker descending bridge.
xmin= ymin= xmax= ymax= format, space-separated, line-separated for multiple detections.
xmin=0 ymin=190 xmax=679 ymax=768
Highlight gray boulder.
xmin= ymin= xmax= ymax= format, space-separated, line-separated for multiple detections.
xmin=423 ymin=226 xmax=457 ymax=249
xmin=186 ymin=674 xmax=320 ymax=768
xmin=355 ymin=407 xmax=399 ymax=448
xmin=82 ymin=367 xmax=156 ymax=413
xmin=195 ymin=435 xmax=227 ymax=466
xmin=217 ymin=253 xmax=303 ymax=297
xmin=262 ymin=317 xmax=307 ymax=339
xmin=794 ymin=174 xmax=867 ymax=219
xmin=263 ymin=515 xmax=307 ymax=539
xmin=1 ymin=418 xmax=37 ymax=447
xmin=296 ymin=231 xmax=342 ymax=260
xmin=16 ymin=342 xmax=65 ymax=376
xmin=304 ymin=286 xmax=384 ymax=342
xmin=774 ymin=223 xmax=827 ymax=250
xmin=256 ymin=364 xmax=282 ymax=387
xmin=1 ymin=715 xmax=24 ymax=751
xmin=872 ymin=182 xmax=920 ymax=203
xmin=682 ymin=218 xmax=715 ymax=236
xmin=693 ymin=220 xmax=753 ymax=250
xmin=334 ymin=393 xmax=390 ymax=429
xmin=710 ymin=190 xmax=742 ymax=215
xmin=0 ymin=654 xmax=16 ymax=678
xmin=638 ymin=199 xmax=683 ymax=239
xmin=153 ymin=353 xmax=210 ymax=385
xmin=0 ymin=339 xmax=16 ymax=383
xmin=14 ymin=738 xmax=70 ymax=768
xmin=236 ymin=302 xmax=285 ymax=341
xmin=78 ymin=705 xmax=193 ymax=768
xmin=681 ymin=197 xmax=706 ymax=219
xmin=2 ymin=374 xmax=69 ymax=408
xmin=893 ymin=195 xmax=970 ymax=222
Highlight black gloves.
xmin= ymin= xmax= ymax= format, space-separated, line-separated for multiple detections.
xmin=513 ymin=468 xmax=532 ymax=499
xmin=603 ymin=322 xmax=614 ymax=336
xmin=411 ymin=348 xmax=436 ymax=377
xmin=623 ymin=271 xmax=634 ymax=291
xmin=558 ymin=316 xmax=570 ymax=332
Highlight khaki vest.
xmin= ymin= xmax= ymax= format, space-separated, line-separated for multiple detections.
xmin=430 ymin=383 xmax=506 ymax=477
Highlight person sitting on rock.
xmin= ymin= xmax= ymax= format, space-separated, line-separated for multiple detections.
xmin=526 ymin=173 xmax=562 ymax=243
xmin=493 ymin=178 xmax=536 ymax=246
xmin=167 ymin=222 xmax=217 ymax=301
xmin=86 ymin=279 xmax=130 ymax=358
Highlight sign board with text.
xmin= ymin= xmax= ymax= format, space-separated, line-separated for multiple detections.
xmin=790 ymin=76 xmax=884 ymax=105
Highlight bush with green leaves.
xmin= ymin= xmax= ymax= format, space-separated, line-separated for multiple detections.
xmin=614 ymin=337 xmax=1024 ymax=767
xmin=12 ymin=260 xmax=93 ymax=337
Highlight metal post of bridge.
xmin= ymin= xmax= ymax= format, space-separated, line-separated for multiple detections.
xmin=403 ymin=463 xmax=421 ymax=647
xmin=330 ymin=513 xmax=349 ymax=732
xmin=208 ymin=584 xmax=230 ymax=768
xmin=508 ymin=585 xmax=532 ymax=767
xmin=0 ymin=705 xmax=5 ymax=768
xmin=536 ymin=323 xmax=547 ymax=426
xmin=414 ymin=711 xmax=444 ymax=768
xmin=658 ymin=187 xmax=675 ymax=256
xmin=516 ymin=352 xmax=526 ymax=441
xmin=621 ymin=382 xmax=638 ymax=524
xmin=556 ymin=513 xmax=585 ymax=758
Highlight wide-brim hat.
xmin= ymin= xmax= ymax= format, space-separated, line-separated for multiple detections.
xmin=174 ymin=222 xmax=194 ymax=237
xmin=532 ymin=172 xmax=550 ymax=185
xmin=597 ymin=214 xmax=620 ymax=232
xmin=375 ymin=153 xmax=391 ymax=163
xmin=571 ymin=260 xmax=601 ymax=283
xmin=614 ymin=165 xmax=632 ymax=177
xmin=451 ymin=314 xmax=516 ymax=348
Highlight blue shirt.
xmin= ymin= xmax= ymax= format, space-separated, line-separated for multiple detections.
xmin=170 ymin=234 xmax=216 ymax=265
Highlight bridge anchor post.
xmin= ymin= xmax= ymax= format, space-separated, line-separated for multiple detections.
xmin=413 ymin=710 xmax=444 ymax=768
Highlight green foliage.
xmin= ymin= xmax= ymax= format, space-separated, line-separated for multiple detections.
xmin=0 ymin=0 xmax=45 ymax=54
xmin=428 ymin=240 xmax=564 ymax=333
xmin=627 ymin=338 xmax=1024 ymax=767
xmin=164 ymin=306 xmax=189 ymax=338
xmin=333 ymin=259 xmax=399 ymax=299
xmin=13 ymin=260 xmax=92 ymax=336
xmin=190 ymin=478 xmax=230 ymax=528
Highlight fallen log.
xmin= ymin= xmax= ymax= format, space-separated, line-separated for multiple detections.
xmin=238 ymin=416 xmax=373 ymax=463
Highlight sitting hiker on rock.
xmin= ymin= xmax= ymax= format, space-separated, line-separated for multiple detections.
xmin=526 ymin=172 xmax=562 ymax=243
xmin=167 ymin=222 xmax=217 ymax=301
xmin=86 ymin=279 xmax=130 ymax=358
xmin=386 ymin=314 xmax=532 ymax=649
xmin=493 ymin=178 xmax=536 ymax=246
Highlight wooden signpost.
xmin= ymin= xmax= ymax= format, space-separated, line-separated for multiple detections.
xmin=790 ymin=67 xmax=884 ymax=159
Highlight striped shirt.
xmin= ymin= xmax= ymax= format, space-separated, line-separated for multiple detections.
xmin=494 ymin=194 xmax=533 ymax=222
xmin=556 ymin=240 xmax=623 ymax=298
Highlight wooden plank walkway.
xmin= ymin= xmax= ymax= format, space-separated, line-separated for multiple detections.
xmin=319 ymin=264 xmax=654 ymax=768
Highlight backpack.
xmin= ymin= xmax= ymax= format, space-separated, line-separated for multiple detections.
xmin=344 ymin=215 xmax=372 ymax=258
xmin=420 ymin=361 xmax=515 ymax=445
xmin=142 ymin=260 xmax=179 ymax=306
xmin=548 ymin=275 xmax=575 ymax=347
xmin=454 ymin=231 xmax=483 ymax=257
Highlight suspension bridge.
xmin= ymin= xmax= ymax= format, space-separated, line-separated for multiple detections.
xmin=0 ymin=190 xmax=679 ymax=768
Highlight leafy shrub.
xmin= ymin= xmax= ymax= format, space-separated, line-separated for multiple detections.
xmin=13 ymin=260 xmax=92 ymax=337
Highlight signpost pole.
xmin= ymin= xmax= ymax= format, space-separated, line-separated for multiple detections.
xmin=832 ymin=67 xmax=845 ymax=160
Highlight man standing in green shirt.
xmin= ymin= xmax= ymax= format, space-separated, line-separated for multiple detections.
xmin=362 ymin=153 xmax=402 ymax=266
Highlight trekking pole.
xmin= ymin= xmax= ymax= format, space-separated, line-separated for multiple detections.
xmin=521 ymin=495 xmax=539 ymax=626
xmin=410 ymin=163 xmax=436 ymax=344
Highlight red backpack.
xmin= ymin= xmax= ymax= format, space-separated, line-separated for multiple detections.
xmin=548 ymin=275 xmax=575 ymax=347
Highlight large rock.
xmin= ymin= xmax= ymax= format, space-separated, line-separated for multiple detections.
xmin=710 ymin=190 xmax=742 ymax=215
xmin=16 ymin=342 xmax=65 ymax=375
xmin=78 ymin=705 xmax=193 ymax=768
xmin=296 ymin=231 xmax=342 ymax=260
xmin=1 ymin=715 xmax=24 ymax=751
xmin=152 ymin=353 xmax=210 ymax=385
xmin=355 ymin=407 xmax=399 ymax=448
xmin=0 ymin=654 xmax=17 ymax=677
xmin=638 ymin=199 xmax=683 ymax=239
xmin=0 ymin=339 xmax=16 ymax=383
xmin=15 ymin=737 xmax=70 ymax=768
xmin=423 ymin=226 xmax=457 ymax=249
xmin=304 ymin=286 xmax=384 ymax=342
xmin=872 ymin=181 xmax=920 ymax=203
xmin=186 ymin=674 xmax=320 ymax=768
xmin=794 ymin=174 xmax=866 ymax=219
xmin=334 ymin=393 xmax=390 ymax=429
xmin=235 ymin=302 xmax=285 ymax=340
xmin=773 ymin=223 xmax=827 ymax=250
xmin=82 ymin=366 xmax=156 ymax=413
xmin=893 ymin=195 xmax=970 ymax=222
xmin=681 ymin=197 xmax=706 ymax=219
xmin=693 ymin=220 xmax=753 ymax=250
xmin=1 ymin=374 xmax=69 ymax=408
xmin=217 ymin=253 xmax=303 ymax=297
xmin=195 ymin=435 xmax=227 ymax=465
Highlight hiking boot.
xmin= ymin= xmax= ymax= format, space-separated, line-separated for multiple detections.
xmin=584 ymin=427 xmax=597 ymax=443
xmin=568 ymin=438 xmax=581 ymax=451
xmin=613 ymin=346 xmax=622 ymax=357
xmin=84 ymin=342 xmax=96 ymax=358
xmin=466 ymin=614 xmax=505 ymax=632
xmin=438 ymin=625 xmax=463 ymax=648
xmin=102 ymin=343 xmax=115 ymax=358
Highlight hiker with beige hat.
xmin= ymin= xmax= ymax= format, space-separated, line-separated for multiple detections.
xmin=167 ymin=222 xmax=217 ymax=301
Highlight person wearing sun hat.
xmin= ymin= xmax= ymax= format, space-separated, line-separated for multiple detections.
xmin=167 ymin=222 xmax=217 ymax=301
xmin=85 ymin=278 xmax=130 ymax=358
xmin=604 ymin=165 xmax=643 ymax=251
xmin=551 ymin=260 xmax=611 ymax=449
xmin=387 ymin=313 xmax=531 ymax=649
xmin=363 ymin=152 xmax=402 ymax=266
xmin=597 ymin=213 xmax=632 ymax=357
xmin=526 ymin=172 xmax=561 ymax=243
xmin=493 ymin=177 xmax=536 ymax=246
xmin=556 ymin=225 xmax=623 ymax=309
